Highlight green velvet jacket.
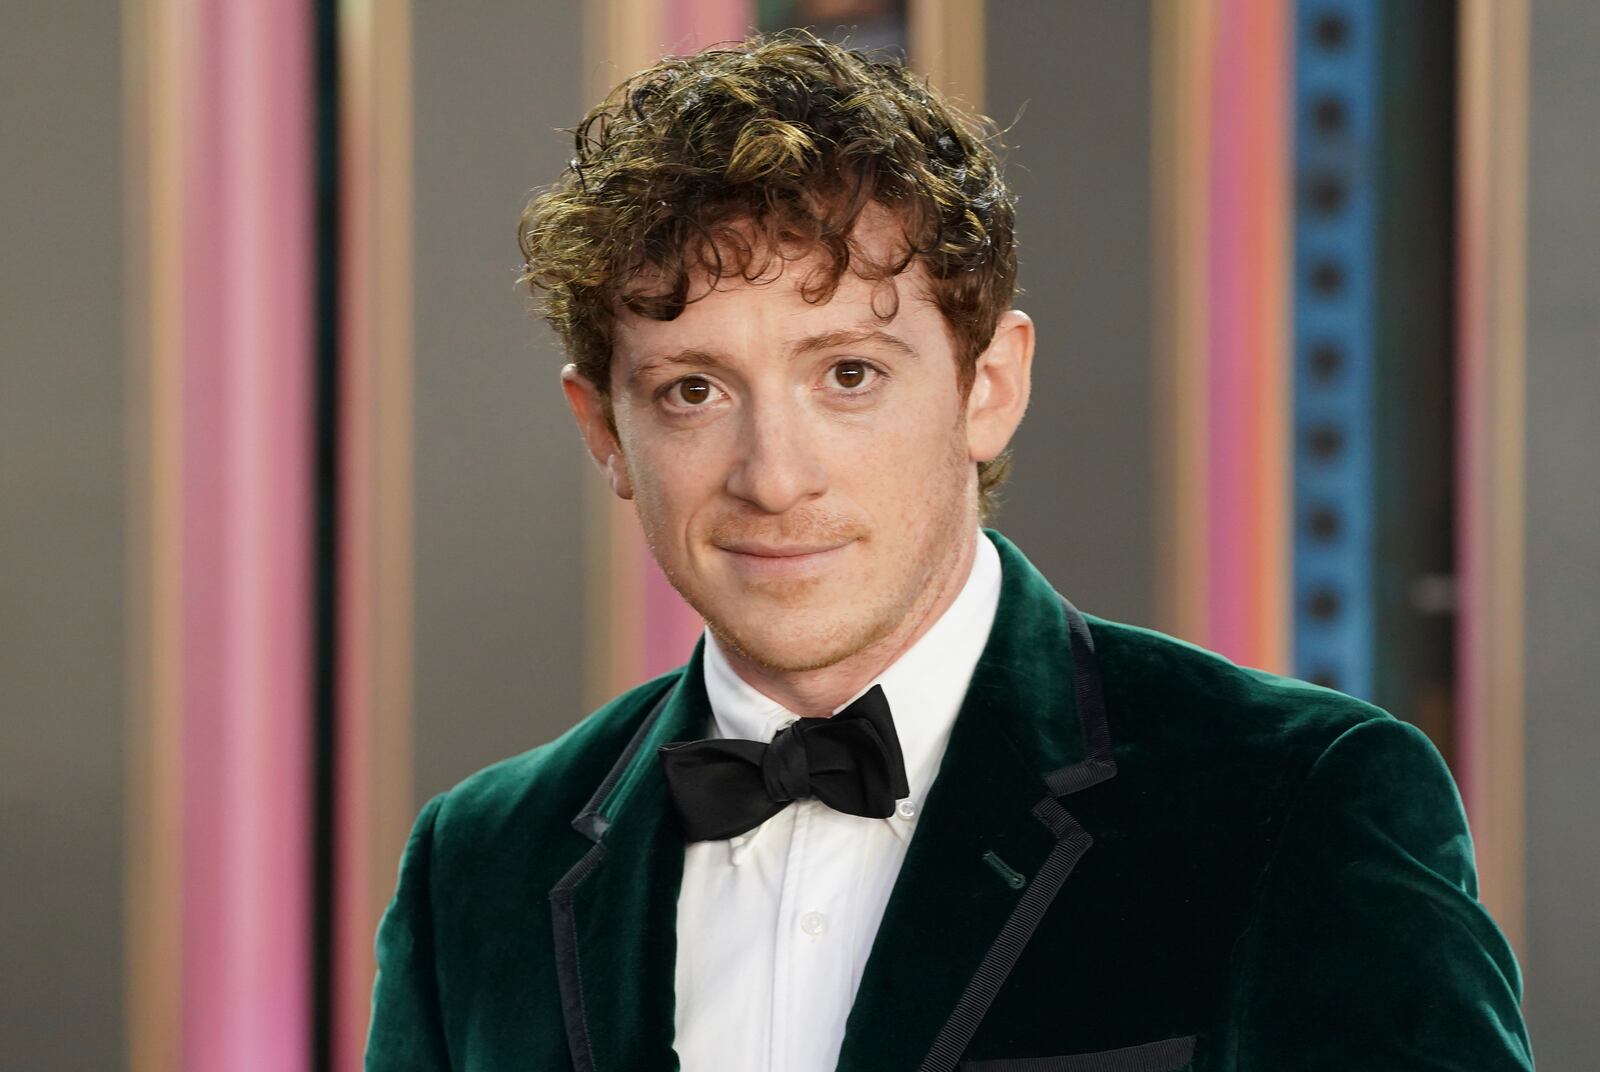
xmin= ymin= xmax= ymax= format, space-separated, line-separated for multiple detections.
xmin=366 ymin=530 xmax=1533 ymax=1071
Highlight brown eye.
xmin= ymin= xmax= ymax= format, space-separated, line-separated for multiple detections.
xmin=675 ymin=378 xmax=712 ymax=405
xmin=833 ymin=361 xmax=869 ymax=389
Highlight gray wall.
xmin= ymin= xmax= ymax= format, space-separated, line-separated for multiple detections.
xmin=411 ymin=1 xmax=592 ymax=804
xmin=984 ymin=0 xmax=1156 ymax=626
xmin=0 ymin=3 xmax=126 ymax=1069
xmin=1524 ymin=0 xmax=1600 ymax=1062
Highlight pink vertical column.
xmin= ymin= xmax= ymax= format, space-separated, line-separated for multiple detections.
xmin=1204 ymin=0 xmax=1290 ymax=671
xmin=180 ymin=0 xmax=314 ymax=1068
xmin=1207 ymin=0 xmax=1251 ymax=658
xmin=665 ymin=0 xmax=755 ymax=51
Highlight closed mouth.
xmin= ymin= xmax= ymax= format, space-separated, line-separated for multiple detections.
xmin=718 ymin=542 xmax=849 ymax=558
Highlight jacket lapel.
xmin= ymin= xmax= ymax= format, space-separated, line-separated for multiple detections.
xmin=548 ymin=640 xmax=712 ymax=1072
xmin=835 ymin=530 xmax=1117 ymax=1072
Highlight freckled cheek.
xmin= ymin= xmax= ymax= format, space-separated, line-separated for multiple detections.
xmin=630 ymin=430 xmax=733 ymax=531
xmin=843 ymin=401 xmax=948 ymax=471
xmin=887 ymin=415 xmax=967 ymax=519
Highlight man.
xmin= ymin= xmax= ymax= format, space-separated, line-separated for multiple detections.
xmin=366 ymin=32 xmax=1533 ymax=1072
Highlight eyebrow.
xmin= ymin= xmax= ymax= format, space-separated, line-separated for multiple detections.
xmin=626 ymin=328 xmax=918 ymax=391
xmin=791 ymin=328 xmax=918 ymax=359
xmin=626 ymin=349 xmax=733 ymax=392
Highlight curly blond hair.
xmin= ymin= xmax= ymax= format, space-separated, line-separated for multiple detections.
xmin=518 ymin=29 xmax=1018 ymax=517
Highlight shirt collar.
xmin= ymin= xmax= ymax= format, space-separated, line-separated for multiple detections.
xmin=700 ymin=529 xmax=1003 ymax=853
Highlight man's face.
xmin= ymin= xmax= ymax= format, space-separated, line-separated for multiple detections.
xmin=566 ymin=211 xmax=1029 ymax=677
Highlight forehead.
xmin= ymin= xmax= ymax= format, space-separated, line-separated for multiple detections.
xmin=611 ymin=208 xmax=945 ymax=367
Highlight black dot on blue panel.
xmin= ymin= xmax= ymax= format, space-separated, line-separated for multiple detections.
xmin=1309 ymin=341 xmax=1344 ymax=382
xmin=1306 ymin=586 xmax=1343 ymax=622
xmin=1305 ymin=422 xmax=1345 ymax=461
xmin=1310 ymin=259 xmax=1346 ymax=296
xmin=1311 ymin=95 xmax=1348 ymax=136
xmin=1304 ymin=172 xmax=1347 ymax=216
xmin=1312 ymin=11 xmax=1351 ymax=51
xmin=1306 ymin=504 xmax=1342 ymax=541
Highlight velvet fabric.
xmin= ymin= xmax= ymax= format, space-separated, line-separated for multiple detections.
xmin=366 ymin=530 xmax=1533 ymax=1071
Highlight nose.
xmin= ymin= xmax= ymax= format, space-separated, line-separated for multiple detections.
xmin=724 ymin=398 xmax=829 ymax=514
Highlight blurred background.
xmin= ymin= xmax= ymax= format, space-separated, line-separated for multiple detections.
xmin=2 ymin=0 xmax=1594 ymax=1068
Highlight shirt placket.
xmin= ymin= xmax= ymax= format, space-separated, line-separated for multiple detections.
xmin=769 ymin=795 xmax=815 ymax=1072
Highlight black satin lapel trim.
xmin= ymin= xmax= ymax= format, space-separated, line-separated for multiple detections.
xmin=551 ymin=683 xmax=674 ymax=1072
xmin=918 ymin=798 xmax=1095 ymax=1072
xmin=916 ymin=596 xmax=1116 ymax=1070
xmin=571 ymin=683 xmax=678 ymax=843
xmin=836 ymin=723 xmax=1065 ymax=1072
xmin=550 ymin=663 xmax=705 ymax=1072
xmin=550 ymin=684 xmax=676 ymax=1072
xmin=837 ymin=561 xmax=1120 ymax=1072
xmin=552 ymin=787 xmax=685 ymax=1072
xmin=1045 ymin=595 xmax=1117 ymax=795
xmin=550 ymin=842 xmax=608 ymax=1072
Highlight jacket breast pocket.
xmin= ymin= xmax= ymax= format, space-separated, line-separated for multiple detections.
xmin=958 ymin=1033 xmax=1197 ymax=1072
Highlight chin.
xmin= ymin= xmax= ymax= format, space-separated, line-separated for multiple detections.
xmin=707 ymin=608 xmax=891 ymax=675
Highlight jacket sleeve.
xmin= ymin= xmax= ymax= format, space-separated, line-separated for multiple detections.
xmin=366 ymin=793 xmax=453 ymax=1071
xmin=1225 ymin=716 xmax=1534 ymax=1070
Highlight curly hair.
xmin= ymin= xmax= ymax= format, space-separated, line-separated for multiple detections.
xmin=517 ymin=29 xmax=1019 ymax=518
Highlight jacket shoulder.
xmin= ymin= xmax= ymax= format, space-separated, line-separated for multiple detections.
xmin=428 ymin=667 xmax=683 ymax=859
xmin=1083 ymin=613 xmax=1396 ymax=776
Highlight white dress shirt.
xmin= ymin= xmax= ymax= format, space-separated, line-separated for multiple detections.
xmin=672 ymin=530 xmax=1003 ymax=1071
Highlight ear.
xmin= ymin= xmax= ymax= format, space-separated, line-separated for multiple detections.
xmin=964 ymin=310 xmax=1034 ymax=463
xmin=560 ymin=363 xmax=634 ymax=500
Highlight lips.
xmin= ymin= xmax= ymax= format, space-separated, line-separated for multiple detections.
xmin=717 ymin=541 xmax=849 ymax=557
xmin=714 ymin=539 xmax=855 ymax=579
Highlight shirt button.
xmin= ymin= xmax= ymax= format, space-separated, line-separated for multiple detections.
xmin=799 ymin=911 xmax=828 ymax=936
xmin=896 ymin=799 xmax=917 ymax=820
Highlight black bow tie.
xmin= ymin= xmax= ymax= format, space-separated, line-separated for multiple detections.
xmin=657 ymin=684 xmax=911 ymax=842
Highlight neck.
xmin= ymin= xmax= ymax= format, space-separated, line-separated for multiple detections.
xmin=716 ymin=527 xmax=980 ymax=717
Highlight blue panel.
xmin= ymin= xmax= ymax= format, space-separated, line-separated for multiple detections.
xmin=1292 ymin=0 xmax=1379 ymax=698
